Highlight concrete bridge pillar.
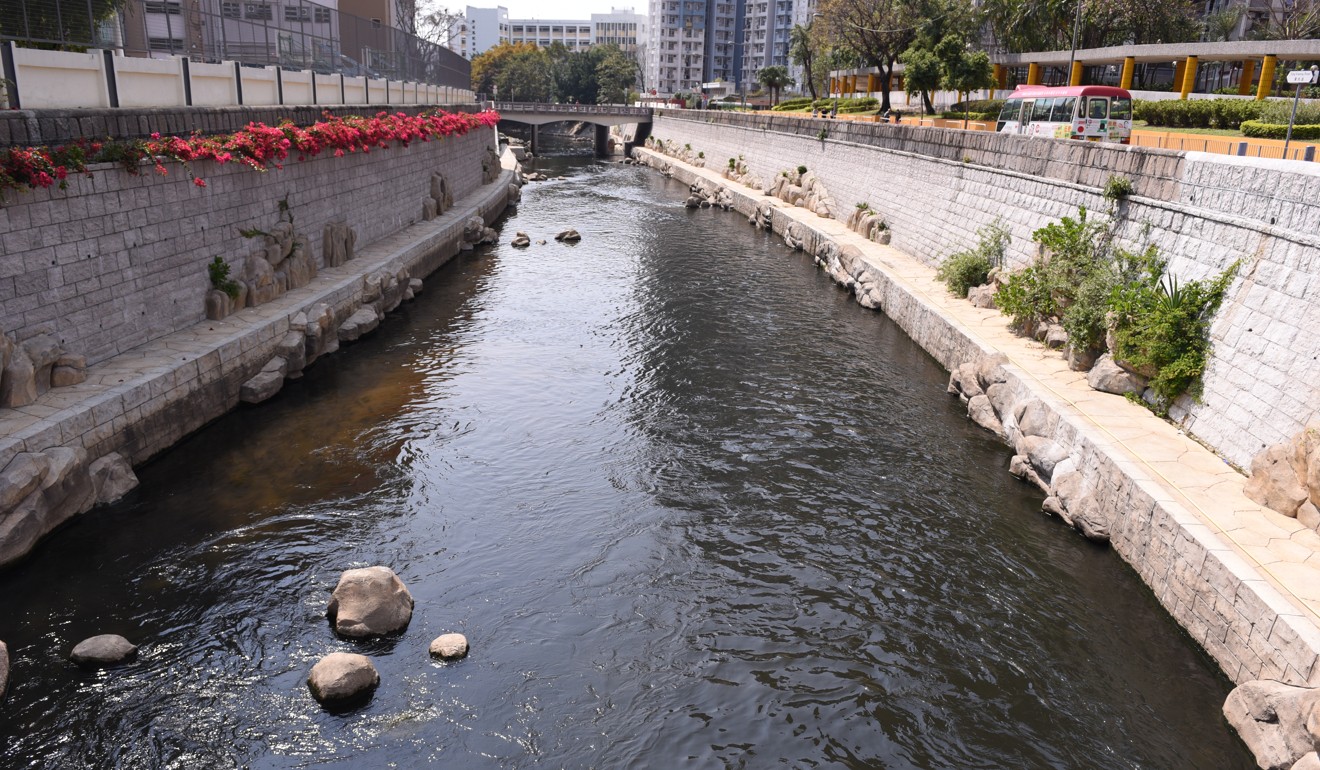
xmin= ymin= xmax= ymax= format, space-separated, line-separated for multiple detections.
xmin=594 ymin=124 xmax=611 ymax=157
xmin=531 ymin=124 xmax=539 ymax=156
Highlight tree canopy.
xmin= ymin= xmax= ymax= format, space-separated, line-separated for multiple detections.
xmin=471 ymin=42 xmax=636 ymax=104
xmin=979 ymin=0 xmax=1201 ymax=53
xmin=757 ymin=65 xmax=795 ymax=106
xmin=816 ymin=0 xmax=922 ymax=112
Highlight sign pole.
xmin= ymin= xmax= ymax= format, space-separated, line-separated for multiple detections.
xmin=1283 ymin=66 xmax=1320 ymax=161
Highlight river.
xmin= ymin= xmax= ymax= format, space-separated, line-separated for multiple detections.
xmin=0 ymin=150 xmax=1252 ymax=768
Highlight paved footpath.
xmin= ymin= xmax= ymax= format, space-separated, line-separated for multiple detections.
xmin=643 ymin=148 xmax=1320 ymax=680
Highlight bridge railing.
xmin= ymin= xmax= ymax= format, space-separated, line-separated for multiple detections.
xmin=492 ymin=102 xmax=652 ymax=117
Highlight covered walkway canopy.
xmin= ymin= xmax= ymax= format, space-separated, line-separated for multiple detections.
xmin=991 ymin=40 xmax=1320 ymax=100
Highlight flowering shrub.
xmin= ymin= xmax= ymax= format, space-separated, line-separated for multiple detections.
xmin=0 ymin=108 xmax=500 ymax=202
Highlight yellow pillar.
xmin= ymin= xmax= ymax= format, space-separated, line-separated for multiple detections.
xmin=1238 ymin=60 xmax=1256 ymax=96
xmin=867 ymin=73 xmax=878 ymax=93
xmin=1173 ymin=59 xmax=1186 ymax=92
xmin=1070 ymin=61 xmax=1083 ymax=86
xmin=1180 ymin=55 xmax=1198 ymax=99
xmin=1027 ymin=62 xmax=1041 ymax=85
xmin=993 ymin=64 xmax=1007 ymax=96
xmin=1257 ymin=55 xmax=1276 ymax=100
xmin=1120 ymin=57 xmax=1135 ymax=90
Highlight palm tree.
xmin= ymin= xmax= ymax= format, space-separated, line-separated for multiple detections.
xmin=757 ymin=65 xmax=795 ymax=106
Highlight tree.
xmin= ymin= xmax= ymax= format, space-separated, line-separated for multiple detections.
xmin=817 ymin=0 xmax=922 ymax=112
xmin=757 ymin=65 xmax=795 ymax=106
xmin=980 ymin=0 xmax=1199 ymax=54
xmin=595 ymin=46 xmax=639 ymax=104
xmin=941 ymin=41 xmax=995 ymax=126
xmin=899 ymin=46 xmax=943 ymax=115
xmin=790 ymin=24 xmax=819 ymax=100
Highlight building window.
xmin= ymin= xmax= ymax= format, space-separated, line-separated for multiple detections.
xmin=284 ymin=5 xmax=310 ymax=21
xmin=221 ymin=1 xmax=241 ymax=17
xmin=148 ymin=36 xmax=183 ymax=52
xmin=143 ymin=0 xmax=181 ymax=13
xmin=313 ymin=6 xmax=330 ymax=22
xmin=244 ymin=2 xmax=272 ymax=20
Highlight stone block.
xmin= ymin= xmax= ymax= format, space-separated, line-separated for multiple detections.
xmin=89 ymin=452 xmax=137 ymax=505
xmin=239 ymin=371 xmax=283 ymax=404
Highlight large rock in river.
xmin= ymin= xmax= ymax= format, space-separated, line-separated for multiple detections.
xmin=307 ymin=652 xmax=379 ymax=705
xmin=326 ymin=566 xmax=414 ymax=638
xmin=70 ymin=634 xmax=137 ymax=667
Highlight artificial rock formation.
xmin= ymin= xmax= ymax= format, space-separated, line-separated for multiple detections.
xmin=0 ymin=447 xmax=98 ymax=568
xmin=0 ymin=335 xmax=86 ymax=408
xmin=308 ymin=652 xmax=379 ymax=706
xmin=763 ymin=168 xmax=836 ymax=220
xmin=244 ymin=221 xmax=318 ymax=310
xmin=844 ymin=205 xmax=892 ymax=245
xmin=1245 ymin=424 xmax=1320 ymax=530
xmin=69 ymin=634 xmax=137 ymax=667
xmin=462 ymin=217 xmax=499 ymax=250
xmin=0 ymin=639 xmax=8 ymax=701
xmin=1223 ymin=680 xmax=1320 ymax=770
xmin=429 ymin=633 xmax=469 ymax=661
xmin=1086 ymin=354 xmax=1147 ymax=396
xmin=326 ymin=566 xmax=414 ymax=638
xmin=88 ymin=453 xmax=138 ymax=505
xmin=322 ymin=221 xmax=357 ymax=268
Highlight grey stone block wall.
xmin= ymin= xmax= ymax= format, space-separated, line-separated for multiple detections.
xmin=650 ymin=112 xmax=1320 ymax=470
xmin=0 ymin=124 xmax=495 ymax=366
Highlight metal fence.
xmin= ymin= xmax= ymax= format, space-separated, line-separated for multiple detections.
xmin=0 ymin=0 xmax=469 ymax=89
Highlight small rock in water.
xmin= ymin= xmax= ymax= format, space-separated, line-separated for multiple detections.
xmin=511 ymin=235 xmax=531 ymax=248
xmin=0 ymin=639 xmax=9 ymax=700
xmin=307 ymin=652 xmax=379 ymax=706
xmin=555 ymin=229 xmax=582 ymax=243
xmin=70 ymin=634 xmax=137 ymax=667
xmin=429 ymin=633 xmax=469 ymax=661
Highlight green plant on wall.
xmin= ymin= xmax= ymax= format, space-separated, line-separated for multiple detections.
xmin=208 ymin=256 xmax=240 ymax=300
xmin=1110 ymin=255 xmax=1240 ymax=412
xmin=937 ymin=221 xmax=1011 ymax=298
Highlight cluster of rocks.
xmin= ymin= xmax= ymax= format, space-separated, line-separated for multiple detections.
xmin=949 ymin=353 xmax=1117 ymax=542
xmin=1223 ymin=680 xmax=1320 ymax=770
xmin=0 ymin=333 xmax=87 ymax=409
xmin=762 ymin=168 xmax=836 ymax=220
xmin=239 ymin=268 xmax=423 ymax=405
xmin=308 ymin=566 xmax=468 ymax=707
xmin=748 ymin=201 xmax=775 ymax=231
xmin=683 ymin=179 xmax=733 ymax=210
xmin=482 ymin=145 xmax=502 ymax=185
xmin=461 ymin=216 xmax=500 ymax=251
xmin=1242 ymin=423 xmax=1320 ymax=532
xmin=509 ymin=229 xmax=575 ymax=248
xmin=843 ymin=205 xmax=892 ymax=246
xmin=0 ymin=448 xmax=137 ymax=568
xmin=207 ymin=221 xmax=342 ymax=323
xmin=722 ymin=156 xmax=759 ymax=189
xmin=813 ymin=240 xmax=888 ymax=311
xmin=645 ymin=137 xmax=705 ymax=168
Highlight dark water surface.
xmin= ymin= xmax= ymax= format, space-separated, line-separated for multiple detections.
xmin=0 ymin=154 xmax=1252 ymax=769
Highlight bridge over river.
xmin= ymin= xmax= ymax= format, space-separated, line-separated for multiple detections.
xmin=492 ymin=102 xmax=652 ymax=155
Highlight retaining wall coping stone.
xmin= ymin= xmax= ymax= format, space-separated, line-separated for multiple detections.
xmin=635 ymin=145 xmax=1320 ymax=690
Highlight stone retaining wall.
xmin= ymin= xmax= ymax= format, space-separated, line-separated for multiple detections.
xmin=0 ymin=117 xmax=495 ymax=368
xmin=648 ymin=110 xmax=1320 ymax=474
xmin=633 ymin=145 xmax=1320 ymax=694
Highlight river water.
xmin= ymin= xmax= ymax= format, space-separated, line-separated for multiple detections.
xmin=0 ymin=151 xmax=1252 ymax=769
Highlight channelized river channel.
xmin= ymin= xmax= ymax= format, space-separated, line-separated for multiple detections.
xmin=0 ymin=150 xmax=1252 ymax=769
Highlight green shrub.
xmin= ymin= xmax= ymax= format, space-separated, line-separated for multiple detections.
xmin=937 ymin=222 xmax=1011 ymax=298
xmin=1110 ymin=255 xmax=1239 ymax=412
xmin=208 ymin=256 xmax=240 ymax=300
xmin=1134 ymin=97 xmax=1264 ymax=129
xmin=797 ymin=165 xmax=808 ymax=175
xmin=1258 ymin=99 xmax=1320 ymax=126
xmin=1103 ymin=174 xmax=1135 ymax=202
xmin=949 ymin=98 xmax=1004 ymax=114
xmin=939 ymin=110 xmax=999 ymax=121
xmin=1241 ymin=119 xmax=1320 ymax=141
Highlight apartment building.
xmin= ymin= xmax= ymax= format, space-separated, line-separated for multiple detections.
xmin=647 ymin=0 xmax=741 ymax=96
xmin=451 ymin=6 xmax=646 ymax=59
xmin=450 ymin=5 xmax=509 ymax=60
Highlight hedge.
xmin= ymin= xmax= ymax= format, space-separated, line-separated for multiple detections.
xmin=939 ymin=110 xmax=999 ymax=121
xmin=1240 ymin=120 xmax=1320 ymax=141
xmin=771 ymin=96 xmax=880 ymax=113
xmin=1134 ymin=98 xmax=1264 ymax=129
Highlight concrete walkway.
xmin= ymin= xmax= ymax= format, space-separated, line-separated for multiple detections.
xmin=639 ymin=148 xmax=1320 ymax=680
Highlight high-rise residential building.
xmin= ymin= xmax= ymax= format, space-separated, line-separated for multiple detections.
xmin=647 ymin=0 xmax=742 ymax=96
xmin=450 ymin=5 xmax=646 ymax=62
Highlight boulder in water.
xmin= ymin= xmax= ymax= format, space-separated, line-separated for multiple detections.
xmin=326 ymin=566 xmax=414 ymax=638
xmin=307 ymin=652 xmax=379 ymax=706
xmin=70 ymin=634 xmax=137 ymax=667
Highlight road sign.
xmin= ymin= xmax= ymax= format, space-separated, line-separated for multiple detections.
xmin=1286 ymin=70 xmax=1317 ymax=85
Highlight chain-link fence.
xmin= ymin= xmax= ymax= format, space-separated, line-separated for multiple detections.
xmin=0 ymin=0 xmax=469 ymax=89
